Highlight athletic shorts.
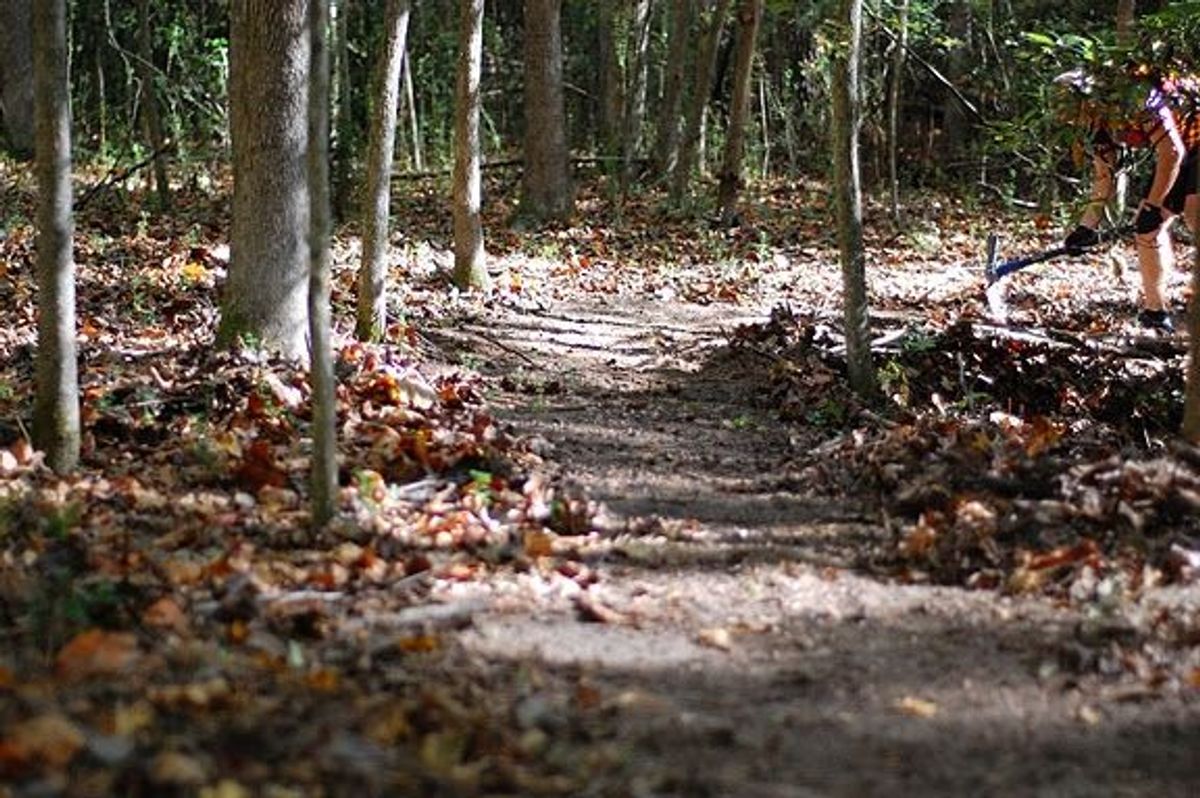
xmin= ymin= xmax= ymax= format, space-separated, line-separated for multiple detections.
xmin=1165 ymin=147 xmax=1198 ymax=214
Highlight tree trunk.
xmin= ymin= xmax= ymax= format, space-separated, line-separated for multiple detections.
xmin=653 ymin=0 xmax=690 ymax=178
xmin=519 ymin=0 xmax=573 ymax=224
xmin=220 ymin=0 xmax=311 ymax=360
xmin=672 ymin=0 xmax=732 ymax=205
xmin=941 ymin=1 xmax=971 ymax=158
xmin=716 ymin=0 xmax=762 ymax=225
xmin=453 ymin=0 xmax=488 ymax=291
xmin=402 ymin=45 xmax=424 ymax=171
xmin=356 ymin=0 xmax=411 ymax=341
xmin=597 ymin=2 xmax=624 ymax=158
xmin=1116 ymin=0 xmax=1135 ymax=45
xmin=32 ymin=0 xmax=80 ymax=473
xmin=0 ymin=0 xmax=35 ymax=156
xmin=331 ymin=0 xmax=355 ymax=220
xmin=621 ymin=0 xmax=653 ymax=185
xmin=309 ymin=0 xmax=337 ymax=527
xmin=888 ymin=0 xmax=910 ymax=223
xmin=137 ymin=0 xmax=171 ymax=208
xmin=1182 ymin=157 xmax=1200 ymax=442
xmin=831 ymin=0 xmax=876 ymax=398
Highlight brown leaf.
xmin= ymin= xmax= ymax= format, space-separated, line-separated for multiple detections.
xmin=895 ymin=696 xmax=939 ymax=718
xmin=142 ymin=597 xmax=190 ymax=634
xmin=55 ymin=630 xmax=141 ymax=682
xmin=3 ymin=713 xmax=86 ymax=770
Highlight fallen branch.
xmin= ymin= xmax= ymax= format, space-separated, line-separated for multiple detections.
xmin=77 ymin=143 xmax=175 ymax=209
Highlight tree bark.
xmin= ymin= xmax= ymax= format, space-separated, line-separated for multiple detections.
xmin=402 ymin=44 xmax=424 ymax=171
xmin=309 ymin=0 xmax=337 ymax=527
xmin=32 ymin=0 xmax=80 ymax=473
xmin=716 ymin=0 xmax=762 ymax=225
xmin=137 ymin=0 xmax=172 ymax=208
xmin=1182 ymin=156 xmax=1200 ymax=442
xmin=597 ymin=2 xmax=624 ymax=158
xmin=621 ymin=0 xmax=653 ymax=185
xmin=1116 ymin=0 xmax=1136 ymax=45
xmin=220 ymin=0 xmax=311 ymax=360
xmin=888 ymin=0 xmax=910 ymax=223
xmin=672 ymin=0 xmax=732 ymax=205
xmin=941 ymin=1 xmax=972 ymax=158
xmin=831 ymin=0 xmax=876 ymax=398
xmin=0 ymin=0 xmax=35 ymax=156
xmin=453 ymin=0 xmax=489 ymax=290
xmin=519 ymin=0 xmax=573 ymax=224
xmin=653 ymin=0 xmax=691 ymax=178
xmin=356 ymin=0 xmax=411 ymax=341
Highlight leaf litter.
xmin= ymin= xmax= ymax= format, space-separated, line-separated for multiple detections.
xmin=1 ymin=167 xmax=1200 ymax=794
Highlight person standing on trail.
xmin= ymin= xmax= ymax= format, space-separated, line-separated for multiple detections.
xmin=1059 ymin=65 xmax=1200 ymax=333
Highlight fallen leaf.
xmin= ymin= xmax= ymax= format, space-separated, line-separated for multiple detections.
xmin=150 ymin=750 xmax=209 ymax=787
xmin=697 ymin=627 xmax=733 ymax=651
xmin=55 ymin=630 xmax=141 ymax=682
xmin=142 ymin=596 xmax=190 ymax=634
xmin=895 ymin=696 xmax=938 ymax=718
xmin=3 ymin=713 xmax=86 ymax=769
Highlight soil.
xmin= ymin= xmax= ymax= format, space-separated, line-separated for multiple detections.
xmin=421 ymin=278 xmax=1200 ymax=796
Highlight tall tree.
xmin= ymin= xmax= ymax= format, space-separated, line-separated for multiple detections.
xmin=597 ymin=2 xmax=624 ymax=159
xmin=356 ymin=0 xmax=412 ymax=341
xmin=220 ymin=0 xmax=311 ymax=359
xmin=831 ymin=0 xmax=876 ymax=398
xmin=887 ymin=0 xmax=910 ymax=223
xmin=716 ymin=0 xmax=762 ymax=224
xmin=452 ymin=0 xmax=488 ymax=290
xmin=309 ymin=0 xmax=337 ymax=526
xmin=0 ymin=0 xmax=35 ymax=156
xmin=941 ymin=1 xmax=972 ymax=158
xmin=672 ymin=0 xmax=732 ymax=205
xmin=32 ymin=0 xmax=80 ymax=472
xmin=137 ymin=0 xmax=172 ymax=208
xmin=519 ymin=0 xmax=573 ymax=224
xmin=653 ymin=0 xmax=691 ymax=178
xmin=620 ymin=0 xmax=653 ymax=186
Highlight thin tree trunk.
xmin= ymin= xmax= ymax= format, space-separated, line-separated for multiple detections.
xmin=453 ymin=0 xmax=488 ymax=290
xmin=1182 ymin=157 xmax=1200 ymax=442
xmin=597 ymin=2 xmax=624 ymax=159
xmin=831 ymin=0 xmax=876 ymax=398
xmin=672 ymin=0 xmax=732 ymax=205
xmin=716 ymin=0 xmax=762 ymax=225
xmin=888 ymin=0 xmax=909 ymax=223
xmin=137 ymin=0 xmax=171 ymax=208
xmin=520 ymin=0 xmax=573 ymax=224
xmin=32 ymin=0 xmax=80 ymax=473
xmin=942 ymin=1 xmax=971 ymax=158
xmin=621 ymin=0 xmax=653 ymax=186
xmin=309 ymin=0 xmax=337 ymax=526
xmin=0 ymin=0 xmax=35 ymax=156
xmin=653 ymin=0 xmax=690 ymax=178
xmin=402 ymin=45 xmax=424 ymax=171
xmin=332 ymin=0 xmax=354 ymax=220
xmin=356 ymin=0 xmax=411 ymax=341
xmin=1116 ymin=0 xmax=1136 ymax=44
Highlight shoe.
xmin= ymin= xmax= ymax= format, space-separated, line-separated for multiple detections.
xmin=1136 ymin=308 xmax=1175 ymax=333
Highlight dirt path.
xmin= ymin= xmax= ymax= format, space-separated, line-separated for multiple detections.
xmin=427 ymin=295 xmax=1200 ymax=797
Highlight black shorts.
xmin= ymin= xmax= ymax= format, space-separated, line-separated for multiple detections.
xmin=1165 ymin=147 xmax=1198 ymax=214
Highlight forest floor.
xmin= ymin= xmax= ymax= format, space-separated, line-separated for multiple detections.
xmin=2 ymin=169 xmax=1200 ymax=796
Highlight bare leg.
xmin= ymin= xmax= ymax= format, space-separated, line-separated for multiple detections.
xmin=1185 ymin=194 xmax=1199 ymax=236
xmin=1135 ymin=220 xmax=1174 ymax=312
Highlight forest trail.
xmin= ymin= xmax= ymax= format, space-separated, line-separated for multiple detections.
xmin=428 ymin=292 xmax=1200 ymax=797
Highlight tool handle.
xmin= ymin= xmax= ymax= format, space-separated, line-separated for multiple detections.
xmin=987 ymin=246 xmax=1070 ymax=282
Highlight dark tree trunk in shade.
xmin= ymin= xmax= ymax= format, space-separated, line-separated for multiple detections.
xmin=716 ymin=0 xmax=762 ymax=224
xmin=653 ymin=0 xmax=691 ymax=178
xmin=219 ymin=0 xmax=311 ymax=360
xmin=356 ymin=0 xmax=412 ymax=340
xmin=672 ymin=0 xmax=732 ymax=205
xmin=519 ymin=0 xmax=573 ymax=224
xmin=0 ymin=0 xmax=35 ymax=156
xmin=32 ymin=0 xmax=80 ymax=472
xmin=137 ymin=0 xmax=172 ymax=208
